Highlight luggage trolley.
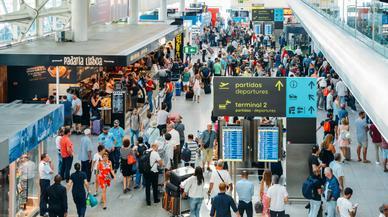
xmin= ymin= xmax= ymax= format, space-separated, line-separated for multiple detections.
xmin=163 ymin=167 xmax=194 ymax=217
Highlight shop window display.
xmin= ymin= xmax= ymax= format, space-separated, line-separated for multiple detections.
xmin=0 ymin=167 xmax=9 ymax=217
xmin=15 ymin=149 xmax=39 ymax=217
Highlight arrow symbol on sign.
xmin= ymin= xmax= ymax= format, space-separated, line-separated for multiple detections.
xmin=308 ymin=94 xmax=315 ymax=101
xmin=308 ymin=106 xmax=315 ymax=114
xmin=308 ymin=81 xmax=315 ymax=89
xmin=275 ymin=80 xmax=284 ymax=91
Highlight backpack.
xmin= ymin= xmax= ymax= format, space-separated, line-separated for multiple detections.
xmin=302 ymin=176 xmax=318 ymax=199
xmin=137 ymin=144 xmax=148 ymax=158
xmin=138 ymin=151 xmax=152 ymax=174
xmin=323 ymin=120 xmax=331 ymax=132
xmin=181 ymin=143 xmax=192 ymax=163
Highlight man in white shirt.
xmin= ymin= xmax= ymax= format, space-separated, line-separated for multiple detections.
xmin=335 ymin=79 xmax=347 ymax=105
xmin=208 ymin=160 xmax=232 ymax=198
xmin=167 ymin=123 xmax=180 ymax=168
xmin=329 ymin=153 xmax=345 ymax=192
xmin=337 ymin=188 xmax=357 ymax=217
xmin=72 ymin=94 xmax=83 ymax=134
xmin=39 ymin=153 xmax=54 ymax=216
xmin=156 ymin=103 xmax=169 ymax=132
xmin=145 ymin=143 xmax=164 ymax=206
xmin=267 ymin=175 xmax=288 ymax=217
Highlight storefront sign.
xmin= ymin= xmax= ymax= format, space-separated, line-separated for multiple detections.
xmin=222 ymin=126 xmax=243 ymax=161
xmin=252 ymin=9 xmax=274 ymax=22
xmin=174 ymin=32 xmax=184 ymax=61
xmin=213 ymin=77 xmax=286 ymax=117
xmin=49 ymin=55 xmax=122 ymax=66
xmin=286 ymin=77 xmax=317 ymax=118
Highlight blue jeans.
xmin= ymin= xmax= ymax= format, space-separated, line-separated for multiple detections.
xmin=135 ymin=166 xmax=145 ymax=187
xmin=147 ymin=91 xmax=153 ymax=112
xmin=326 ymin=200 xmax=337 ymax=217
xmin=57 ymin=152 xmax=62 ymax=175
xmin=189 ymin=197 xmax=203 ymax=217
xmin=113 ymin=147 xmax=121 ymax=171
xmin=164 ymin=92 xmax=173 ymax=112
xmin=130 ymin=129 xmax=139 ymax=146
xmin=309 ymin=200 xmax=321 ymax=217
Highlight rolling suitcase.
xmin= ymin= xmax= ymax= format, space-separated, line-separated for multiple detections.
xmin=185 ymin=90 xmax=194 ymax=100
xmin=204 ymin=84 xmax=211 ymax=94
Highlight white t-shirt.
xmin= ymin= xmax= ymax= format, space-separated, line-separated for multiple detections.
xmin=169 ymin=129 xmax=180 ymax=147
xmin=336 ymin=81 xmax=347 ymax=97
xmin=209 ymin=169 xmax=232 ymax=198
xmin=39 ymin=161 xmax=53 ymax=180
xmin=181 ymin=175 xmax=205 ymax=199
xmin=72 ymin=98 xmax=83 ymax=116
xmin=150 ymin=150 xmax=161 ymax=173
xmin=329 ymin=161 xmax=344 ymax=180
xmin=164 ymin=140 xmax=174 ymax=170
xmin=55 ymin=135 xmax=62 ymax=151
xmin=157 ymin=110 xmax=169 ymax=125
xmin=267 ymin=184 xmax=288 ymax=212
xmin=92 ymin=153 xmax=102 ymax=170
xmin=337 ymin=197 xmax=353 ymax=217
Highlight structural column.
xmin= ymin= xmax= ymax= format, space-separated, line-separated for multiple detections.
xmin=129 ymin=0 xmax=139 ymax=24
xmin=159 ymin=0 xmax=167 ymax=21
xmin=179 ymin=0 xmax=185 ymax=16
xmin=71 ymin=0 xmax=88 ymax=41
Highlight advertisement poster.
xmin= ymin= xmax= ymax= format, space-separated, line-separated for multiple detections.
xmin=174 ymin=32 xmax=184 ymax=61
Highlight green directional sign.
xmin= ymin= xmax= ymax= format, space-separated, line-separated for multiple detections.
xmin=184 ymin=46 xmax=198 ymax=54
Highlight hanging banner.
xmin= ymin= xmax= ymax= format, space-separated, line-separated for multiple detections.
xmin=174 ymin=32 xmax=184 ymax=61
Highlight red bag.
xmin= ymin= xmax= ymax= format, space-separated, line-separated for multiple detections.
xmin=127 ymin=154 xmax=136 ymax=165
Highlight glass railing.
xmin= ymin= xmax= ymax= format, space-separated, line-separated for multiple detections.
xmin=301 ymin=0 xmax=388 ymax=58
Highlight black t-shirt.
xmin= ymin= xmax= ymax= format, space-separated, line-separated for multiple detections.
xmin=308 ymin=154 xmax=320 ymax=176
xmin=70 ymin=171 xmax=87 ymax=196
xmin=320 ymin=119 xmax=336 ymax=136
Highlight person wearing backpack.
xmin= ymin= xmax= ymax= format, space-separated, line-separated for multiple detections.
xmin=317 ymin=113 xmax=336 ymax=139
xmin=304 ymin=169 xmax=324 ymax=217
xmin=134 ymin=137 xmax=148 ymax=189
xmin=144 ymin=143 xmax=163 ymax=206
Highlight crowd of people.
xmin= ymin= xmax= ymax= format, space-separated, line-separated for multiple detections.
xmin=34 ymin=19 xmax=388 ymax=217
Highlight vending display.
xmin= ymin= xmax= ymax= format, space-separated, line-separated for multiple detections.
xmin=257 ymin=127 xmax=279 ymax=162
xmin=222 ymin=126 xmax=243 ymax=161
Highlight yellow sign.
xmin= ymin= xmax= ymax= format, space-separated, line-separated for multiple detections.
xmin=284 ymin=8 xmax=293 ymax=15
xmin=252 ymin=3 xmax=264 ymax=9
xmin=275 ymin=80 xmax=284 ymax=91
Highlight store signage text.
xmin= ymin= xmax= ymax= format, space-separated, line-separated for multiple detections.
xmin=61 ymin=56 xmax=104 ymax=66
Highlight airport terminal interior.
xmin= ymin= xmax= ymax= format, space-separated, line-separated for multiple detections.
xmin=0 ymin=0 xmax=388 ymax=216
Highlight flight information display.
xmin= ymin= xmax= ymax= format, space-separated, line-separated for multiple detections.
xmin=222 ymin=126 xmax=243 ymax=161
xmin=257 ymin=127 xmax=279 ymax=162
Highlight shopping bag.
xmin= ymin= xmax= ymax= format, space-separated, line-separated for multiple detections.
xmin=87 ymin=193 xmax=98 ymax=207
xmin=254 ymin=201 xmax=263 ymax=213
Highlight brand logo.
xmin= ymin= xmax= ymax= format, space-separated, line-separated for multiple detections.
xmin=60 ymin=56 xmax=104 ymax=66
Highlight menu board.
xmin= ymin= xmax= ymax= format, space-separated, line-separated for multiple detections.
xmin=257 ymin=127 xmax=279 ymax=162
xmin=222 ymin=126 xmax=243 ymax=162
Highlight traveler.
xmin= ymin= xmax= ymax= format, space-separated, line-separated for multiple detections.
xmin=337 ymin=118 xmax=351 ymax=161
xmin=213 ymin=58 xmax=222 ymax=76
xmin=319 ymin=134 xmax=335 ymax=167
xmin=324 ymin=167 xmax=341 ymax=217
xmin=174 ymin=116 xmax=186 ymax=148
xmin=318 ymin=113 xmax=336 ymax=138
xmin=89 ymin=92 xmax=101 ymax=128
xmin=97 ymin=152 xmax=115 ymax=210
xmin=60 ymin=127 xmax=74 ymax=183
xmin=337 ymin=187 xmax=357 ymax=217
xmin=145 ymin=143 xmax=164 ymax=206
xmin=167 ymin=123 xmax=180 ymax=168
xmin=72 ymin=94 xmax=83 ymax=134
xmin=267 ymin=175 xmax=288 ymax=217
xmin=91 ymin=145 xmax=104 ymax=196
xmin=129 ymin=108 xmax=141 ymax=146
xmin=185 ymin=134 xmax=199 ymax=166
xmin=39 ymin=153 xmax=54 ymax=216
xmin=369 ymin=122 xmax=382 ymax=165
xmin=335 ymin=79 xmax=347 ymax=105
xmin=236 ymin=171 xmax=254 ymax=217
xmin=110 ymin=120 xmax=125 ymax=172
xmin=134 ymin=137 xmax=148 ymax=189
xmin=46 ymin=175 xmax=67 ymax=217
xmin=164 ymin=79 xmax=174 ymax=112
xmin=156 ymin=103 xmax=169 ymax=132
xmin=120 ymin=138 xmax=135 ymax=193
xmin=326 ymin=88 xmax=335 ymax=113
xmin=62 ymin=96 xmax=72 ymax=127
xmin=181 ymin=167 xmax=205 ymax=217
xmin=379 ymin=204 xmax=388 ymax=217
xmin=307 ymin=169 xmax=324 ymax=217
xmin=55 ymin=128 xmax=64 ymax=177
xmin=210 ymin=182 xmax=240 ymax=217
xmin=79 ymin=129 xmax=93 ymax=182
xmin=145 ymin=75 xmax=155 ymax=112
xmin=329 ymin=153 xmax=345 ymax=192
xmin=337 ymin=104 xmax=348 ymax=122
xmin=68 ymin=163 xmax=89 ymax=217
xmin=208 ymin=160 xmax=232 ymax=199
xmin=98 ymin=127 xmax=116 ymax=170
xmin=355 ymin=111 xmax=370 ymax=163
xmin=192 ymin=73 xmax=202 ymax=103
xmin=200 ymin=63 xmax=211 ymax=87
xmin=260 ymin=170 xmax=272 ymax=217
xmin=201 ymin=124 xmax=217 ymax=171
xmin=308 ymin=145 xmax=321 ymax=176
xmin=182 ymin=68 xmax=191 ymax=92
xmin=145 ymin=120 xmax=160 ymax=146
xmin=381 ymin=137 xmax=388 ymax=172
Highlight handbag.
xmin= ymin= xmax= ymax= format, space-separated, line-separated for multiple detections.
xmin=127 ymin=154 xmax=137 ymax=165
xmin=254 ymin=201 xmax=263 ymax=213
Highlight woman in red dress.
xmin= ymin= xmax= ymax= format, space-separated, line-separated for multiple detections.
xmin=98 ymin=152 xmax=115 ymax=210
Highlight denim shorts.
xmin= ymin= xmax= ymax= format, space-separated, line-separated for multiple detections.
xmin=382 ymin=148 xmax=388 ymax=159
